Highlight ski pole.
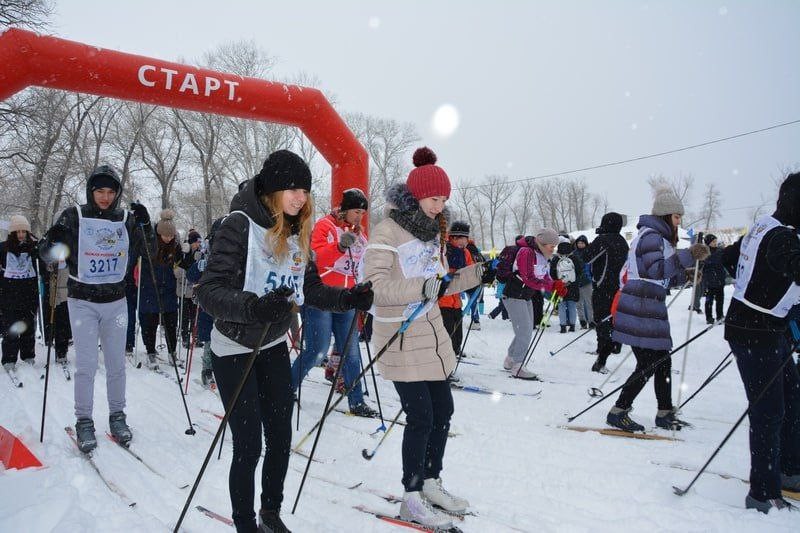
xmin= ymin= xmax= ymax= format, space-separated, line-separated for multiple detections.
xmin=138 ymin=223 xmax=196 ymax=436
xmin=361 ymin=332 xmax=386 ymax=433
xmin=133 ymin=257 xmax=142 ymax=367
xmin=586 ymin=282 xmax=691 ymax=398
xmin=453 ymin=286 xmax=484 ymax=375
xmin=292 ymin=294 xmax=434 ymax=514
xmin=347 ymin=247 xmax=371 ymax=398
xmin=515 ymin=292 xmax=559 ymax=378
xmin=673 ymin=346 xmax=796 ymax=497
xmin=39 ymin=266 xmax=58 ymax=442
xmin=550 ymin=314 xmax=611 ymax=357
xmin=676 ymin=233 xmax=703 ymax=408
xmin=677 ymin=351 xmax=733 ymax=411
xmin=568 ymin=320 xmax=721 ymax=423
xmin=217 ymin=424 xmax=225 ymax=461
xmin=362 ymin=407 xmax=403 ymax=460
xmin=183 ymin=306 xmax=200 ymax=394
xmin=295 ymin=307 xmax=305 ymax=432
xmin=178 ymin=274 xmax=185 ymax=363
xmin=174 ymin=320 xmax=274 ymax=533
xmin=292 ymin=305 xmax=363 ymax=514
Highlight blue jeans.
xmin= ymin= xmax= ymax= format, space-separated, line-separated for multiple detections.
xmin=558 ymin=300 xmax=577 ymax=326
xmin=464 ymin=288 xmax=480 ymax=323
xmin=291 ymin=306 xmax=364 ymax=408
xmin=730 ymin=339 xmax=800 ymax=500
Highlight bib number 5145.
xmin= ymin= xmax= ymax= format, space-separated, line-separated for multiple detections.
xmin=264 ymin=271 xmax=298 ymax=293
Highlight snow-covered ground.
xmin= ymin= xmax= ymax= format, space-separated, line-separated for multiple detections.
xmin=1 ymin=286 xmax=797 ymax=532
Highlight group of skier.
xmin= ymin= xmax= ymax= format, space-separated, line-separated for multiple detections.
xmin=3 ymin=145 xmax=799 ymax=530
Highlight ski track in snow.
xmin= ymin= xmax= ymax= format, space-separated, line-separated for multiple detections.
xmin=1 ymin=286 xmax=797 ymax=531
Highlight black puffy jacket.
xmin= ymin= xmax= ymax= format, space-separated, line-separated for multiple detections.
xmin=587 ymin=233 xmax=629 ymax=296
xmin=196 ymin=179 xmax=350 ymax=350
xmin=38 ymin=168 xmax=152 ymax=304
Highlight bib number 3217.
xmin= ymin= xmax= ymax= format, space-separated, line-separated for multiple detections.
xmin=89 ymin=257 xmax=119 ymax=274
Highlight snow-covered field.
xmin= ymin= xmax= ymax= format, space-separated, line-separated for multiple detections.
xmin=1 ymin=286 xmax=797 ymax=532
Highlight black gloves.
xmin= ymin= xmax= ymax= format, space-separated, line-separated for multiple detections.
xmin=48 ymin=224 xmax=69 ymax=245
xmin=251 ymin=286 xmax=295 ymax=323
xmin=341 ymin=281 xmax=374 ymax=311
xmin=338 ymin=231 xmax=357 ymax=251
xmin=130 ymin=202 xmax=151 ymax=226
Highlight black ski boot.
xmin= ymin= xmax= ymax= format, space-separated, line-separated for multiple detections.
xmin=109 ymin=411 xmax=133 ymax=445
xmin=655 ymin=409 xmax=691 ymax=431
xmin=350 ymin=403 xmax=378 ymax=418
xmin=560 ymin=325 xmax=567 ymax=334
xmin=258 ymin=509 xmax=291 ymax=532
xmin=75 ymin=418 xmax=97 ymax=453
xmin=745 ymin=494 xmax=795 ymax=514
xmin=606 ymin=407 xmax=645 ymax=432
xmin=568 ymin=324 xmax=576 ymax=332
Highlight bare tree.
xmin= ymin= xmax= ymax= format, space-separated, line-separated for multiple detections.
xmin=137 ymin=108 xmax=184 ymax=209
xmin=475 ymin=175 xmax=516 ymax=249
xmin=0 ymin=0 xmax=53 ymax=29
xmin=510 ymin=181 xmax=536 ymax=236
xmin=698 ymin=183 xmax=723 ymax=231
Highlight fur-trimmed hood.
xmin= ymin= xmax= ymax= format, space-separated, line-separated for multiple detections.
xmin=384 ymin=182 xmax=451 ymax=222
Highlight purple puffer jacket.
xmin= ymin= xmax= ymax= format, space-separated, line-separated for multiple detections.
xmin=612 ymin=215 xmax=694 ymax=351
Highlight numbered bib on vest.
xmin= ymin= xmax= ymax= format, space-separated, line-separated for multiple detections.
xmin=74 ymin=207 xmax=129 ymax=285
xmin=397 ymin=238 xmax=445 ymax=319
xmin=3 ymin=252 xmax=36 ymax=279
xmin=331 ymin=227 xmax=368 ymax=281
xmin=234 ymin=211 xmax=306 ymax=306
xmin=733 ymin=215 xmax=800 ymax=317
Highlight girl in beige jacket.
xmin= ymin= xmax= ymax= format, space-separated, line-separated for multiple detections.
xmin=363 ymin=147 xmax=482 ymax=529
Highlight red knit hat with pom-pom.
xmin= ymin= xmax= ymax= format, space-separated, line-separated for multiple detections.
xmin=406 ymin=147 xmax=451 ymax=200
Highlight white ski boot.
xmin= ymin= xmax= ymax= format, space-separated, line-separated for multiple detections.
xmin=422 ymin=477 xmax=469 ymax=513
xmin=399 ymin=491 xmax=453 ymax=529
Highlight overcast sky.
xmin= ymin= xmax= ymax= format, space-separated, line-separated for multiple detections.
xmin=52 ymin=1 xmax=800 ymax=228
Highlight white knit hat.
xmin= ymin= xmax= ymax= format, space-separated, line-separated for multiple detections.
xmin=8 ymin=215 xmax=30 ymax=233
xmin=651 ymin=188 xmax=684 ymax=216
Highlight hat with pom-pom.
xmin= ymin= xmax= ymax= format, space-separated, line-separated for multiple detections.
xmin=156 ymin=209 xmax=177 ymax=238
xmin=406 ymin=147 xmax=451 ymax=201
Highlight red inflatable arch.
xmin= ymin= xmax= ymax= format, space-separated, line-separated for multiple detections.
xmin=0 ymin=28 xmax=368 ymax=218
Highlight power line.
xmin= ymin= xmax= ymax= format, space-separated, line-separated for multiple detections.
xmin=455 ymin=118 xmax=800 ymax=191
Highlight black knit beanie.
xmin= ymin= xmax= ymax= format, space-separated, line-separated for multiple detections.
xmin=340 ymin=188 xmax=368 ymax=211
xmin=254 ymin=150 xmax=312 ymax=197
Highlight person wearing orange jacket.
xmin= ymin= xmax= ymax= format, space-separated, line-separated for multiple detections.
xmin=290 ymin=188 xmax=378 ymax=417
xmin=439 ymin=221 xmax=473 ymax=358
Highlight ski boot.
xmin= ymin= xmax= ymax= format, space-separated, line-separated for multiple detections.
xmin=591 ymin=360 xmax=609 ymax=374
xmin=55 ymin=353 xmax=68 ymax=365
xmin=510 ymin=363 xmax=539 ymax=381
xmin=75 ymin=418 xmax=97 ymax=453
xmin=560 ymin=325 xmax=567 ymax=334
xmin=349 ymin=402 xmax=378 ymax=418
xmin=606 ymin=407 xmax=645 ymax=432
xmin=580 ymin=320 xmax=588 ymax=330
xmin=503 ymin=356 xmax=513 ymax=371
xmin=422 ymin=477 xmax=469 ymax=514
xmin=745 ymin=494 xmax=795 ymax=514
xmin=655 ymin=409 xmax=691 ymax=431
xmin=469 ymin=322 xmax=481 ymax=331
xmin=258 ymin=508 xmax=291 ymax=532
xmin=568 ymin=324 xmax=576 ymax=332
xmin=201 ymin=369 xmax=216 ymax=388
xmin=3 ymin=362 xmax=16 ymax=373
xmin=147 ymin=352 xmax=159 ymax=370
xmin=109 ymin=411 xmax=133 ymax=446
xmin=783 ymin=473 xmax=800 ymax=492
xmin=399 ymin=491 xmax=453 ymax=529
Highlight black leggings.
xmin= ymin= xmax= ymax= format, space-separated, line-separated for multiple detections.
xmin=440 ymin=308 xmax=463 ymax=356
xmin=140 ymin=311 xmax=177 ymax=354
xmin=212 ymin=342 xmax=293 ymax=532
xmin=615 ymin=346 xmax=673 ymax=412
xmin=704 ymin=287 xmax=724 ymax=322
xmin=1 ymin=307 xmax=36 ymax=364
xmin=393 ymin=380 xmax=454 ymax=492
